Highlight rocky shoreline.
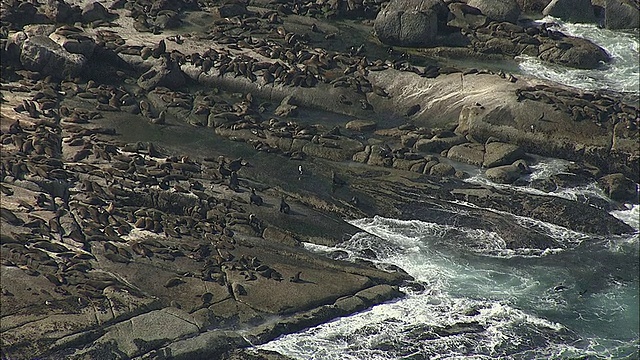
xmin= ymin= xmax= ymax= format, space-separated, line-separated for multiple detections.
xmin=1 ymin=0 xmax=638 ymax=359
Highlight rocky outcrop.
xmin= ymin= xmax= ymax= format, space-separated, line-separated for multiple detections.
xmin=364 ymin=69 xmax=638 ymax=182
xmin=598 ymin=173 xmax=639 ymax=203
xmin=537 ymin=32 xmax=610 ymax=69
xmin=605 ymin=0 xmax=640 ymax=29
xmin=485 ymin=160 xmax=530 ymax=183
xmin=19 ymin=35 xmax=88 ymax=78
xmin=543 ymin=0 xmax=597 ymax=23
xmin=137 ymin=58 xmax=186 ymax=91
xmin=374 ymin=0 xmax=442 ymax=47
xmin=466 ymin=0 xmax=521 ymax=23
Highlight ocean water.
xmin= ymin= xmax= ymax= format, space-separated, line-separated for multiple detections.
xmin=258 ymin=210 xmax=639 ymax=359
xmin=517 ymin=16 xmax=639 ymax=94
xmin=257 ymin=20 xmax=639 ymax=360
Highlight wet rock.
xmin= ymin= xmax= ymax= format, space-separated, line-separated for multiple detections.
xmin=543 ymin=0 xmax=597 ymax=23
xmin=482 ymin=142 xmax=524 ymax=168
xmin=484 ymin=160 xmax=529 ymax=184
xmin=605 ymin=0 xmax=640 ymax=29
xmin=354 ymin=284 xmax=402 ymax=307
xmin=374 ymin=0 xmax=441 ymax=47
xmin=538 ymin=35 xmax=610 ymax=69
xmin=467 ymin=0 xmax=521 ymax=23
xmin=598 ymin=173 xmax=638 ymax=203
xmin=19 ymin=35 xmax=88 ymax=78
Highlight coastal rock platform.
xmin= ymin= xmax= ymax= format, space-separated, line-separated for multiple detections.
xmin=1 ymin=0 xmax=638 ymax=359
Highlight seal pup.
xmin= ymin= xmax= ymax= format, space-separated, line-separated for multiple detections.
xmin=249 ymin=188 xmax=263 ymax=206
xmin=279 ymin=196 xmax=290 ymax=214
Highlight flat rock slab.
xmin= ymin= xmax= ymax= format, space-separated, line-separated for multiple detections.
xmin=85 ymin=307 xmax=201 ymax=358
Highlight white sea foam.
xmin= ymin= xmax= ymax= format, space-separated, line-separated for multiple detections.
xmin=517 ymin=17 xmax=639 ymax=94
xmin=611 ymin=204 xmax=640 ymax=231
xmin=261 ymin=218 xmax=584 ymax=359
xmin=465 ymin=157 xmax=612 ymax=206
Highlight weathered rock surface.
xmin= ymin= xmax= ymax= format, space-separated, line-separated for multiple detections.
xmin=483 ymin=141 xmax=525 ymax=168
xmin=485 ymin=161 xmax=529 ymax=184
xmin=19 ymin=35 xmax=88 ymax=78
xmin=543 ymin=0 xmax=597 ymax=23
xmin=0 ymin=1 xmax=637 ymax=359
xmin=605 ymin=0 xmax=640 ymax=29
xmin=374 ymin=0 xmax=442 ymax=46
xmin=467 ymin=0 xmax=522 ymax=23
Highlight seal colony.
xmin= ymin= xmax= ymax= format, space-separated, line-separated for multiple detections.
xmin=1 ymin=0 xmax=638 ymax=359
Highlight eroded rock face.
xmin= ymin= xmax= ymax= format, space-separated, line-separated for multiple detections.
xmin=374 ymin=0 xmax=442 ymax=46
xmin=543 ymin=0 xmax=597 ymax=23
xmin=466 ymin=0 xmax=521 ymax=23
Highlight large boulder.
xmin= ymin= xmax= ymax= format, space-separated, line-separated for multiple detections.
xmin=374 ymin=0 xmax=443 ymax=47
xmin=485 ymin=160 xmax=530 ymax=184
xmin=605 ymin=0 xmax=639 ymax=29
xmin=19 ymin=35 xmax=88 ymax=78
xmin=598 ymin=173 xmax=638 ymax=203
xmin=538 ymin=35 xmax=610 ymax=69
xmin=466 ymin=0 xmax=521 ymax=23
xmin=483 ymin=141 xmax=524 ymax=168
xmin=447 ymin=143 xmax=485 ymax=166
xmin=543 ymin=0 xmax=596 ymax=23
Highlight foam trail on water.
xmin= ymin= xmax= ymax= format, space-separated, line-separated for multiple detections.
xmin=465 ymin=157 xmax=612 ymax=205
